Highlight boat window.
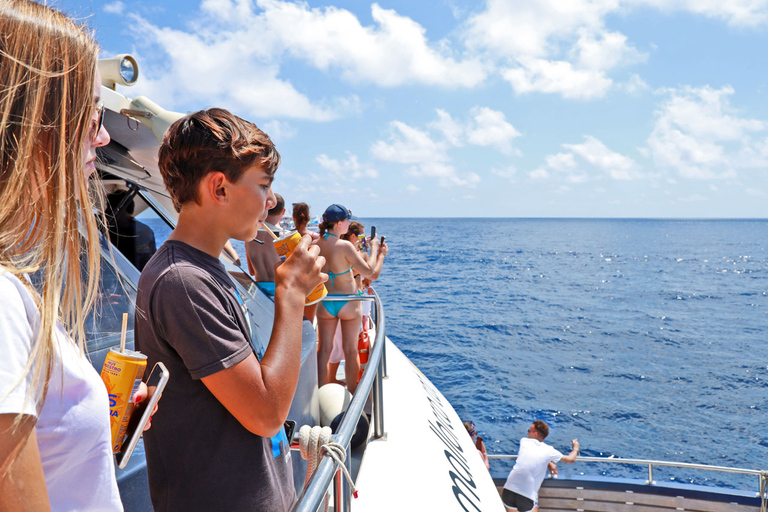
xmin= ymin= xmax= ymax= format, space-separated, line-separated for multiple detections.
xmin=105 ymin=190 xmax=172 ymax=271
xmin=85 ymin=249 xmax=137 ymax=354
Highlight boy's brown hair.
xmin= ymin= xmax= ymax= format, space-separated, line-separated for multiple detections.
xmin=158 ymin=108 xmax=280 ymax=212
xmin=532 ymin=420 xmax=549 ymax=440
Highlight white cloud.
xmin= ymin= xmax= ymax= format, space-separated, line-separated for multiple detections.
xmin=426 ymin=107 xmax=522 ymax=152
xmin=564 ymin=136 xmax=643 ymax=180
xmin=262 ymin=120 xmax=297 ymax=143
xmin=466 ymin=107 xmax=521 ymax=155
xmin=464 ymin=0 xmax=618 ymax=59
xmin=501 ymin=58 xmax=613 ymax=100
xmin=406 ymin=184 xmax=420 ymax=193
xmin=428 ymin=109 xmax=464 ymax=147
xmin=646 ymin=85 xmax=768 ymax=179
xmin=629 ymin=0 xmax=768 ymax=27
xmin=370 ymin=106 xmax=522 ymax=187
xmin=316 ymin=152 xmax=379 ymax=180
xmin=532 ymin=137 xmax=641 ymax=181
xmin=126 ymin=15 xmax=351 ymax=120
xmin=261 ymin=1 xmax=487 ymax=87
xmin=571 ymin=29 xmax=647 ymax=70
xmin=103 ymin=1 xmax=125 ymax=15
xmin=464 ymin=0 xmax=645 ymax=99
xmin=371 ymin=121 xmax=480 ymax=187
xmin=122 ymin=1 xmax=488 ymax=119
xmin=621 ymin=73 xmax=649 ymax=95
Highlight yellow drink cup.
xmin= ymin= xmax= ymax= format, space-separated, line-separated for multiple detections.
xmin=100 ymin=348 xmax=147 ymax=453
xmin=273 ymin=231 xmax=328 ymax=305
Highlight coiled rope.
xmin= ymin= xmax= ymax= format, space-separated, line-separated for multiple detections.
xmin=299 ymin=425 xmax=359 ymax=501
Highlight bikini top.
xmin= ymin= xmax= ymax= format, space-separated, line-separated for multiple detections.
xmin=322 ymin=232 xmax=352 ymax=286
xmin=326 ymin=266 xmax=353 ymax=287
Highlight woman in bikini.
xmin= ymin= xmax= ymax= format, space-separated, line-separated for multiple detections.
xmin=316 ymin=205 xmax=387 ymax=393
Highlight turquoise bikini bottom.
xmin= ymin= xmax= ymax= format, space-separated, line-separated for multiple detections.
xmin=321 ymin=294 xmax=349 ymax=317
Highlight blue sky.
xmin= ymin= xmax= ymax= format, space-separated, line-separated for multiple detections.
xmin=72 ymin=0 xmax=768 ymax=218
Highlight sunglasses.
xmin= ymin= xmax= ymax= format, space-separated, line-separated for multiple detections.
xmin=89 ymin=101 xmax=105 ymax=142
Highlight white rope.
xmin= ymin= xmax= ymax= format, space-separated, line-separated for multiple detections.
xmin=299 ymin=425 xmax=359 ymax=501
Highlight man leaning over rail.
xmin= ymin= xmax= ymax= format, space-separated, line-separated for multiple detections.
xmin=502 ymin=420 xmax=579 ymax=512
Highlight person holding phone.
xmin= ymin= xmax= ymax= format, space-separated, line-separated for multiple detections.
xmin=316 ymin=205 xmax=387 ymax=393
xmin=0 ymin=1 xmax=147 ymax=509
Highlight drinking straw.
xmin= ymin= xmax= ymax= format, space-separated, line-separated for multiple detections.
xmin=119 ymin=313 xmax=128 ymax=353
xmin=266 ymin=228 xmax=280 ymax=241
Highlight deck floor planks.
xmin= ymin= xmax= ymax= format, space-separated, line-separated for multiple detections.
xmin=538 ymin=487 xmax=759 ymax=512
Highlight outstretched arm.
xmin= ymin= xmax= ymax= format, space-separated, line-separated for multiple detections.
xmin=347 ymin=238 xmax=387 ymax=281
xmin=560 ymin=439 xmax=580 ymax=463
xmin=202 ymin=236 xmax=326 ymax=436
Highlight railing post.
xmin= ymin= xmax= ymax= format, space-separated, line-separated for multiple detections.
xmin=381 ymin=333 xmax=388 ymax=378
xmin=341 ymin=446 xmax=352 ymax=512
xmin=373 ymin=353 xmax=386 ymax=439
xmin=647 ymin=464 xmax=654 ymax=485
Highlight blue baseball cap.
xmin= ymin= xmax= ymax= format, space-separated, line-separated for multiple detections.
xmin=322 ymin=204 xmax=352 ymax=222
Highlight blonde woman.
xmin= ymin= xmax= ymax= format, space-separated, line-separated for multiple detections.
xmin=0 ymin=1 xmax=126 ymax=509
xmin=316 ymin=205 xmax=387 ymax=393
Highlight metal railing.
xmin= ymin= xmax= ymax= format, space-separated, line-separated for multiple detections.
xmin=291 ymin=288 xmax=387 ymax=512
xmin=489 ymin=454 xmax=768 ymax=511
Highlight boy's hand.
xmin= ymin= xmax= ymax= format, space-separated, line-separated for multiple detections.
xmin=275 ymin=235 xmax=326 ymax=298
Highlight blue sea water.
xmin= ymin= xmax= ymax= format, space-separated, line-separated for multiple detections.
xmin=360 ymin=218 xmax=768 ymax=490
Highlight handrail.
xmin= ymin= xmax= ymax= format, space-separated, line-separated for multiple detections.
xmin=488 ymin=454 xmax=768 ymax=510
xmin=290 ymin=287 xmax=386 ymax=512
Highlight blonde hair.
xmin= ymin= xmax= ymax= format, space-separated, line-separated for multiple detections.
xmin=0 ymin=0 xmax=102 ymax=417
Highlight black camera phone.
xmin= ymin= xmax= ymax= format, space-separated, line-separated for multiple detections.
xmin=370 ymin=226 xmax=376 ymax=239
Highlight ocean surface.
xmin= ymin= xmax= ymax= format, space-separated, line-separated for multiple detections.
xmin=357 ymin=218 xmax=767 ymax=490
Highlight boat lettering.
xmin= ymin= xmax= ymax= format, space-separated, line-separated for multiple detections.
xmin=417 ymin=371 xmax=483 ymax=512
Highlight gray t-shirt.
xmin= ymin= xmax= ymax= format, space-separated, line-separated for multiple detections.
xmin=135 ymin=240 xmax=295 ymax=512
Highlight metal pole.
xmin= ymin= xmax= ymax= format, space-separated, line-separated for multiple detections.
xmin=341 ymin=447 xmax=352 ymax=512
xmin=373 ymin=353 xmax=385 ymax=439
xmin=333 ymin=469 xmax=342 ymax=512
xmin=647 ymin=464 xmax=653 ymax=485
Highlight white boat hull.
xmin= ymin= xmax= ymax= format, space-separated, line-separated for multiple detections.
xmin=354 ymin=339 xmax=504 ymax=511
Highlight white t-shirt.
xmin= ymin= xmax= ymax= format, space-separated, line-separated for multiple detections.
xmin=503 ymin=437 xmax=563 ymax=502
xmin=0 ymin=272 xmax=123 ymax=511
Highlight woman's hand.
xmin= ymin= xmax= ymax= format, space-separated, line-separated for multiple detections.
xmin=132 ymin=382 xmax=159 ymax=432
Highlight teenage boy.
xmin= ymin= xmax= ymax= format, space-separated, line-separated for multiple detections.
xmin=135 ymin=108 xmax=326 ymax=512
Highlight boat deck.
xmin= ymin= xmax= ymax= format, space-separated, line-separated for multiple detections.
xmin=493 ymin=478 xmax=762 ymax=512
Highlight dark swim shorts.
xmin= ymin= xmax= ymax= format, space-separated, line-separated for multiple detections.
xmin=501 ymin=489 xmax=535 ymax=512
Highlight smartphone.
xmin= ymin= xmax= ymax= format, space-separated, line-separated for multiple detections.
xmin=370 ymin=226 xmax=376 ymax=239
xmin=380 ymin=236 xmax=385 ymax=245
xmin=115 ymin=362 xmax=169 ymax=469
